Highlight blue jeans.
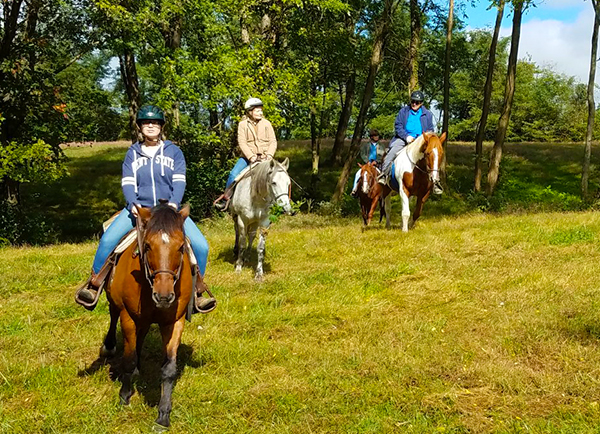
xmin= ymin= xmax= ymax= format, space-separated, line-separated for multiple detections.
xmin=92 ymin=208 xmax=209 ymax=276
xmin=226 ymin=158 xmax=249 ymax=189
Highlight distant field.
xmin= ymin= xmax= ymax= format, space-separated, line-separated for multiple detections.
xmin=3 ymin=142 xmax=600 ymax=433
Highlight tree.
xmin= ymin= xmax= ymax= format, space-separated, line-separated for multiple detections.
xmin=0 ymin=0 xmax=95 ymax=203
xmin=440 ymin=0 xmax=455 ymax=183
xmin=474 ymin=0 xmax=505 ymax=191
xmin=332 ymin=0 xmax=397 ymax=203
xmin=486 ymin=0 xmax=524 ymax=196
xmin=582 ymin=0 xmax=600 ymax=198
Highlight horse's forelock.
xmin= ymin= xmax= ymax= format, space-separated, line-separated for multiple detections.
xmin=146 ymin=204 xmax=183 ymax=236
xmin=250 ymin=160 xmax=287 ymax=201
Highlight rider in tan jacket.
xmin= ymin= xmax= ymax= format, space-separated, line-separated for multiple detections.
xmin=214 ymin=97 xmax=278 ymax=210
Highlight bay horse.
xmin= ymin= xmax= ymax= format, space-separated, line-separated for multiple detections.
xmin=356 ymin=161 xmax=385 ymax=227
xmin=229 ymin=158 xmax=293 ymax=281
xmin=383 ymin=132 xmax=446 ymax=232
xmin=100 ymin=202 xmax=193 ymax=428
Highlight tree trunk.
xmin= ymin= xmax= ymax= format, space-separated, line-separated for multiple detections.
xmin=441 ymin=0 xmax=454 ymax=186
xmin=408 ymin=0 xmax=421 ymax=95
xmin=0 ymin=0 xmax=24 ymax=62
xmin=486 ymin=1 xmax=523 ymax=196
xmin=582 ymin=0 xmax=600 ymax=198
xmin=119 ymin=48 xmax=141 ymax=143
xmin=329 ymin=73 xmax=356 ymax=166
xmin=474 ymin=0 xmax=505 ymax=192
xmin=310 ymin=86 xmax=319 ymax=193
xmin=331 ymin=0 xmax=394 ymax=203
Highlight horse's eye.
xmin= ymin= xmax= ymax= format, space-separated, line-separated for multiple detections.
xmin=144 ymin=243 xmax=151 ymax=252
xmin=178 ymin=244 xmax=185 ymax=253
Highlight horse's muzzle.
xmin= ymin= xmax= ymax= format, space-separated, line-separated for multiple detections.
xmin=152 ymin=291 xmax=176 ymax=308
xmin=433 ymin=181 xmax=443 ymax=195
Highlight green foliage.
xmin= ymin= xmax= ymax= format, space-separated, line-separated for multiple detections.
xmin=0 ymin=139 xmax=66 ymax=184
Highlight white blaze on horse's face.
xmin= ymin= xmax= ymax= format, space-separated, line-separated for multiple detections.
xmin=430 ymin=147 xmax=440 ymax=183
xmin=272 ymin=170 xmax=292 ymax=213
xmin=161 ymin=232 xmax=170 ymax=244
xmin=362 ymin=170 xmax=369 ymax=194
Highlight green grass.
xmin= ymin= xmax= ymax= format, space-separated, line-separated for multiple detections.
xmin=3 ymin=142 xmax=600 ymax=433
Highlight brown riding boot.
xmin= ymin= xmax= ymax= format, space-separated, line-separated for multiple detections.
xmin=193 ymin=266 xmax=217 ymax=314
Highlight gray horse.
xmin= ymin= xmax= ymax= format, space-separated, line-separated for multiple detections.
xmin=229 ymin=158 xmax=293 ymax=281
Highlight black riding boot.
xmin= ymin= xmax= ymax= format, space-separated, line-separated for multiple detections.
xmin=193 ymin=266 xmax=217 ymax=314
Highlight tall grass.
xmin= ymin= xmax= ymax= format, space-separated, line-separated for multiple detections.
xmin=2 ymin=142 xmax=600 ymax=433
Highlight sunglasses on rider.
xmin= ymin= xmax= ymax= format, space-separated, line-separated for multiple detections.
xmin=411 ymin=100 xmax=422 ymax=105
xmin=140 ymin=120 xmax=162 ymax=126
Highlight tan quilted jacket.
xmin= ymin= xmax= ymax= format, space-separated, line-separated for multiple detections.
xmin=237 ymin=117 xmax=277 ymax=160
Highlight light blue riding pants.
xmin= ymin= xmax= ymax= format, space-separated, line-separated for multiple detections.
xmin=92 ymin=208 xmax=209 ymax=276
xmin=226 ymin=158 xmax=249 ymax=189
xmin=352 ymin=170 xmax=361 ymax=191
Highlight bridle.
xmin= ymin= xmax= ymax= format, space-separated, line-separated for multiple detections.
xmin=406 ymin=143 xmax=440 ymax=181
xmin=136 ymin=215 xmax=184 ymax=288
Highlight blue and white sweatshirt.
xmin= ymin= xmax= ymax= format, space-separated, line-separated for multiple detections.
xmin=121 ymin=140 xmax=186 ymax=210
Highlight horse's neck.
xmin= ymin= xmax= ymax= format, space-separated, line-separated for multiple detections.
xmin=404 ymin=140 xmax=424 ymax=165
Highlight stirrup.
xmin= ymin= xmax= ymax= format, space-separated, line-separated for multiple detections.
xmin=213 ymin=194 xmax=231 ymax=212
xmin=75 ymin=277 xmax=102 ymax=311
xmin=193 ymin=273 xmax=217 ymax=314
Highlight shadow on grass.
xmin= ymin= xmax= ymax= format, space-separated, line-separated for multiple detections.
xmin=216 ymin=246 xmax=273 ymax=275
xmin=78 ymin=328 xmax=204 ymax=407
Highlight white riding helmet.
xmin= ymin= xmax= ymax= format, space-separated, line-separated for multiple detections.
xmin=244 ymin=97 xmax=263 ymax=110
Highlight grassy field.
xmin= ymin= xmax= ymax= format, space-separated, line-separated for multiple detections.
xmin=3 ymin=142 xmax=600 ymax=433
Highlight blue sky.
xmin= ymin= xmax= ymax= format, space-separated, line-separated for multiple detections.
xmin=460 ymin=0 xmax=594 ymax=85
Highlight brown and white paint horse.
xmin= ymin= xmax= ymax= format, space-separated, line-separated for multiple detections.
xmin=383 ymin=132 xmax=446 ymax=232
xmin=356 ymin=161 xmax=385 ymax=227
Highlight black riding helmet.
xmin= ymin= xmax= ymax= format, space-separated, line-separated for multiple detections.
xmin=410 ymin=91 xmax=424 ymax=102
xmin=136 ymin=105 xmax=165 ymax=126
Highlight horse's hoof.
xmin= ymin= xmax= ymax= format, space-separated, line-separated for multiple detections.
xmin=153 ymin=420 xmax=169 ymax=432
xmin=235 ymin=266 xmax=242 ymax=274
xmin=433 ymin=187 xmax=443 ymax=195
xmin=254 ymin=274 xmax=264 ymax=283
xmin=100 ymin=345 xmax=116 ymax=358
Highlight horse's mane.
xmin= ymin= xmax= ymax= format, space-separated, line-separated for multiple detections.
xmin=146 ymin=203 xmax=182 ymax=235
xmin=250 ymin=160 xmax=278 ymax=201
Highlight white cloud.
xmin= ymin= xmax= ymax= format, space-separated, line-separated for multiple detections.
xmin=500 ymin=9 xmax=596 ymax=84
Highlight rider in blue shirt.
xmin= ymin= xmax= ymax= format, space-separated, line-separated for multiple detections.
xmin=379 ymin=91 xmax=435 ymax=183
xmin=75 ymin=106 xmax=216 ymax=313
xmin=351 ymin=129 xmax=384 ymax=197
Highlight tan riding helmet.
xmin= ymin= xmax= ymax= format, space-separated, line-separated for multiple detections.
xmin=244 ymin=97 xmax=263 ymax=111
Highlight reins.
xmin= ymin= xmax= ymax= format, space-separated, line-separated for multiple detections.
xmin=136 ymin=212 xmax=185 ymax=288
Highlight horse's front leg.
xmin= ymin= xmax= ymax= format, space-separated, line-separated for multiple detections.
xmin=233 ymin=214 xmax=240 ymax=256
xmin=384 ymin=194 xmax=392 ymax=230
xmin=119 ymin=312 xmax=138 ymax=405
xmin=400 ymin=187 xmax=411 ymax=232
xmin=100 ymin=301 xmax=119 ymax=358
xmin=155 ymin=317 xmax=185 ymax=428
xmin=255 ymin=223 xmax=269 ymax=282
xmin=412 ymin=190 xmax=431 ymax=228
xmin=235 ymin=216 xmax=247 ymax=273
xmin=367 ymin=196 xmax=379 ymax=226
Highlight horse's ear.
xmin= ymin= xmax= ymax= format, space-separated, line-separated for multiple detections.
xmin=179 ymin=203 xmax=190 ymax=220
xmin=439 ymin=132 xmax=447 ymax=145
xmin=357 ymin=162 xmax=362 ymax=168
xmin=281 ymin=157 xmax=289 ymax=170
xmin=270 ymin=159 xmax=276 ymax=169
xmin=136 ymin=205 xmax=152 ymax=226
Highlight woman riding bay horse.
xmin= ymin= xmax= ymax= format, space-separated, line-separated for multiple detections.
xmin=75 ymin=105 xmax=216 ymax=313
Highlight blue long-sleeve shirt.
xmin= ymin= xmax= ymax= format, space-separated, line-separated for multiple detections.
xmin=121 ymin=140 xmax=186 ymax=210
xmin=394 ymin=105 xmax=435 ymax=142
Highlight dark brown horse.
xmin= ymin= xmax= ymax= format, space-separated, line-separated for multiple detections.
xmin=383 ymin=132 xmax=446 ymax=231
xmin=100 ymin=203 xmax=193 ymax=428
xmin=356 ymin=161 xmax=385 ymax=227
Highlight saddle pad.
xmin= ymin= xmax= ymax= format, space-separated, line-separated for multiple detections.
xmin=233 ymin=161 xmax=262 ymax=184
xmin=389 ymin=163 xmax=399 ymax=192
xmin=103 ymin=218 xmax=197 ymax=265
